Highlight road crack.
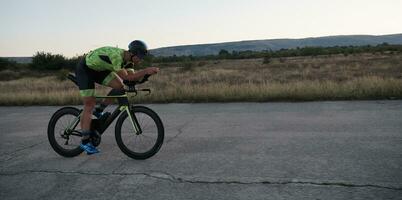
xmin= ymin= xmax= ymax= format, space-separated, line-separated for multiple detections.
xmin=1 ymin=169 xmax=401 ymax=191
xmin=0 ymin=141 xmax=46 ymax=162
xmin=166 ymin=117 xmax=195 ymax=143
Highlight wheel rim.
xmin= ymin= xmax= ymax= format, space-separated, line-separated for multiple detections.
xmin=120 ymin=112 xmax=159 ymax=154
xmin=54 ymin=114 xmax=81 ymax=150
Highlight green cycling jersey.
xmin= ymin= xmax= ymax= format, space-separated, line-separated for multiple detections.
xmin=85 ymin=46 xmax=125 ymax=72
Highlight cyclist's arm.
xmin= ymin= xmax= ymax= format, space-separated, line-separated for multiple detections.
xmin=116 ymin=67 xmax=159 ymax=81
xmin=127 ymin=68 xmax=135 ymax=75
xmin=116 ymin=69 xmax=128 ymax=79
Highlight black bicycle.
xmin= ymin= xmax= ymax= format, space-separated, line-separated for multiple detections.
xmin=47 ymin=74 xmax=164 ymax=159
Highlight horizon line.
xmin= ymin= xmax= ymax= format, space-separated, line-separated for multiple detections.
xmin=2 ymin=32 xmax=402 ymax=58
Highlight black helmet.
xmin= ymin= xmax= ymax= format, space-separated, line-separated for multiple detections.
xmin=128 ymin=40 xmax=148 ymax=59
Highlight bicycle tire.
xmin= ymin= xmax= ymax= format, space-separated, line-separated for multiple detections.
xmin=47 ymin=107 xmax=83 ymax=157
xmin=115 ymin=106 xmax=164 ymax=160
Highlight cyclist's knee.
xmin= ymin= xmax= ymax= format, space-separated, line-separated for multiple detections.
xmin=83 ymin=97 xmax=96 ymax=110
xmin=108 ymin=77 xmax=124 ymax=89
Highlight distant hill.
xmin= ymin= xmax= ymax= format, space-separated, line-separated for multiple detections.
xmin=3 ymin=34 xmax=402 ymax=62
xmin=150 ymin=34 xmax=402 ymax=57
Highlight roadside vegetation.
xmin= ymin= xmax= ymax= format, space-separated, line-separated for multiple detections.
xmin=0 ymin=44 xmax=401 ymax=105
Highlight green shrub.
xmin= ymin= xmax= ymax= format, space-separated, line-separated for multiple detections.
xmin=0 ymin=58 xmax=17 ymax=71
xmin=31 ymin=52 xmax=66 ymax=70
xmin=56 ymin=69 xmax=71 ymax=80
xmin=0 ymin=70 xmax=21 ymax=81
xmin=263 ymin=56 xmax=271 ymax=64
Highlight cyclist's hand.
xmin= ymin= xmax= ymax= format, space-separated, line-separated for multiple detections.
xmin=145 ymin=67 xmax=160 ymax=75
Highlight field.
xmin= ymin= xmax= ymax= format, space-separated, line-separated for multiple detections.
xmin=0 ymin=53 xmax=401 ymax=105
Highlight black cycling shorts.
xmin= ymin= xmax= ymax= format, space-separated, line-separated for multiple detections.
xmin=75 ymin=58 xmax=117 ymax=97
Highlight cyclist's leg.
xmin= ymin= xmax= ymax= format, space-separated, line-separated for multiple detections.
xmin=107 ymin=75 xmax=124 ymax=89
xmin=81 ymin=96 xmax=96 ymax=131
xmin=107 ymin=75 xmax=130 ymax=105
xmin=96 ymin=72 xmax=125 ymax=107
xmin=80 ymin=96 xmax=100 ymax=154
xmin=75 ymin=59 xmax=96 ymax=132
xmin=75 ymin=59 xmax=99 ymax=153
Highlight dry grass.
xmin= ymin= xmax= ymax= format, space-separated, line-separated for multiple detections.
xmin=0 ymin=53 xmax=401 ymax=105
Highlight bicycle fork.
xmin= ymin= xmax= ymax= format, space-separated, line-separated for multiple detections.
xmin=121 ymin=106 xmax=143 ymax=135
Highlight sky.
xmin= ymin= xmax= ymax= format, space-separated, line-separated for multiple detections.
xmin=1 ymin=0 xmax=401 ymax=57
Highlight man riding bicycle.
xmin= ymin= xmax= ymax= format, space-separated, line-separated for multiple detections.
xmin=76 ymin=40 xmax=159 ymax=155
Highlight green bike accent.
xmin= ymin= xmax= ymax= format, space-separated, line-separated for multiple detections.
xmin=126 ymin=106 xmax=140 ymax=134
xmin=66 ymin=114 xmax=80 ymax=132
xmin=80 ymin=89 xmax=95 ymax=97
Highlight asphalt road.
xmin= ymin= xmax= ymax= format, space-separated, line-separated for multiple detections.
xmin=0 ymin=101 xmax=402 ymax=200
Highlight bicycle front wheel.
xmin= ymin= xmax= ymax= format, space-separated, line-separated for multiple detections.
xmin=115 ymin=106 xmax=164 ymax=160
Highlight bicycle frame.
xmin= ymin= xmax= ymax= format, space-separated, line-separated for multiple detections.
xmin=66 ymin=94 xmax=142 ymax=136
xmin=64 ymin=73 xmax=151 ymax=136
xmin=51 ymin=73 xmax=163 ymax=159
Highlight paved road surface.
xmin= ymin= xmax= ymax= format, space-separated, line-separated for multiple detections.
xmin=0 ymin=101 xmax=402 ymax=199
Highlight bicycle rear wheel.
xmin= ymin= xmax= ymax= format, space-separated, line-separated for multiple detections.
xmin=115 ymin=106 xmax=164 ymax=160
xmin=47 ymin=107 xmax=83 ymax=157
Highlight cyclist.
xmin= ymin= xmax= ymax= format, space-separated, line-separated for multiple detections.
xmin=76 ymin=40 xmax=159 ymax=154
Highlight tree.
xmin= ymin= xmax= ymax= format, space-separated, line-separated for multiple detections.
xmin=218 ymin=49 xmax=230 ymax=58
xmin=31 ymin=52 xmax=66 ymax=70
